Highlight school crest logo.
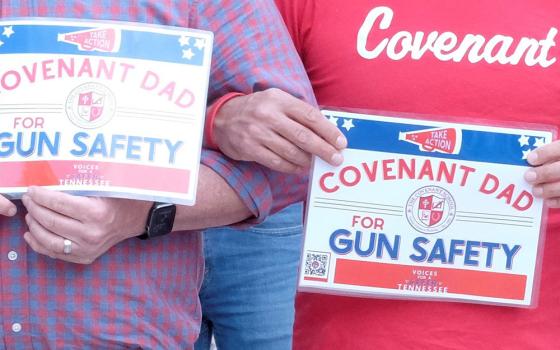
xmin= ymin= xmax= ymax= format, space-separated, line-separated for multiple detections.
xmin=66 ymin=83 xmax=116 ymax=128
xmin=406 ymin=186 xmax=456 ymax=234
xmin=78 ymin=91 xmax=105 ymax=122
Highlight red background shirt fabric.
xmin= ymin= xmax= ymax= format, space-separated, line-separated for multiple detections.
xmin=275 ymin=0 xmax=560 ymax=349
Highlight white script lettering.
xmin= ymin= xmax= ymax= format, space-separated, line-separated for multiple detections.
xmin=357 ymin=6 xmax=557 ymax=68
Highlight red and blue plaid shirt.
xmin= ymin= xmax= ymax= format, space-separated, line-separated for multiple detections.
xmin=0 ymin=1 xmax=314 ymax=348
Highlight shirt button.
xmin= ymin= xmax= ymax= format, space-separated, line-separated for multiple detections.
xmin=8 ymin=251 xmax=18 ymax=261
xmin=11 ymin=323 xmax=22 ymax=333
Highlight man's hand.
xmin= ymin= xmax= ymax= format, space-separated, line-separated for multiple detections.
xmin=213 ymin=88 xmax=347 ymax=173
xmin=525 ymin=141 xmax=560 ymax=207
xmin=0 ymin=195 xmax=17 ymax=217
xmin=21 ymin=186 xmax=152 ymax=264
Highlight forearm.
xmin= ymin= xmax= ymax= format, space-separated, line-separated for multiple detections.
xmin=172 ymin=164 xmax=251 ymax=231
xmin=122 ymin=164 xmax=251 ymax=235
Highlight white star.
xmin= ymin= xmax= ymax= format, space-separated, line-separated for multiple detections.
xmin=0 ymin=40 xmax=3 ymax=47
xmin=533 ymin=137 xmax=546 ymax=148
xmin=342 ymin=118 xmax=355 ymax=131
xmin=182 ymin=48 xmax=195 ymax=60
xmin=178 ymin=35 xmax=190 ymax=46
xmin=2 ymin=26 xmax=14 ymax=38
xmin=518 ymin=135 xmax=530 ymax=147
xmin=328 ymin=115 xmax=339 ymax=126
xmin=194 ymin=38 xmax=205 ymax=50
xmin=522 ymin=149 xmax=532 ymax=160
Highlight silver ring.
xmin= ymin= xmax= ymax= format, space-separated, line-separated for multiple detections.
xmin=63 ymin=239 xmax=72 ymax=255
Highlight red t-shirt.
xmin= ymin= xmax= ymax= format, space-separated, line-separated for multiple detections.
xmin=276 ymin=1 xmax=560 ymax=349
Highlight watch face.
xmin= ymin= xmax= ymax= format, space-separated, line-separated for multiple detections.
xmin=147 ymin=203 xmax=176 ymax=237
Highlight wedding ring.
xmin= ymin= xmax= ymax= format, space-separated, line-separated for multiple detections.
xmin=63 ymin=239 xmax=72 ymax=254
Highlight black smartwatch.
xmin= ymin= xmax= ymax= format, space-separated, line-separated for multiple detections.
xmin=138 ymin=202 xmax=176 ymax=240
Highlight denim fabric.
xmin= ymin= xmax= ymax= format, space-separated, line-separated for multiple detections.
xmin=195 ymin=202 xmax=303 ymax=350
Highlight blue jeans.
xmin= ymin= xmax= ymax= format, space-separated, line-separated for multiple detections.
xmin=195 ymin=202 xmax=303 ymax=350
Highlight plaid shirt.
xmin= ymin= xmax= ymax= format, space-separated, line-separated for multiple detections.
xmin=0 ymin=1 xmax=314 ymax=349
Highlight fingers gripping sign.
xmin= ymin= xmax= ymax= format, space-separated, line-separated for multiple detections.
xmin=213 ymin=88 xmax=347 ymax=174
xmin=23 ymin=213 xmax=81 ymax=261
xmin=525 ymin=140 xmax=560 ymax=207
xmin=0 ymin=195 xmax=17 ymax=217
xmin=21 ymin=186 xmax=151 ymax=264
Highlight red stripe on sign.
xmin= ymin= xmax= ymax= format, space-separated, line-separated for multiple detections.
xmin=0 ymin=160 xmax=190 ymax=193
xmin=334 ymin=259 xmax=527 ymax=300
xmin=304 ymin=276 xmax=329 ymax=282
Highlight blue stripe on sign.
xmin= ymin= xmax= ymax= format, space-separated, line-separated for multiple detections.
xmin=330 ymin=114 xmax=547 ymax=167
xmin=0 ymin=23 xmax=205 ymax=65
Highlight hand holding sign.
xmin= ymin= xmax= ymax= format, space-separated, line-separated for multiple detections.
xmin=213 ymin=88 xmax=347 ymax=174
xmin=525 ymin=140 xmax=560 ymax=207
xmin=21 ymin=186 xmax=151 ymax=264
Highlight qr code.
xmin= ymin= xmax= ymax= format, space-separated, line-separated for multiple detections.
xmin=304 ymin=251 xmax=330 ymax=279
